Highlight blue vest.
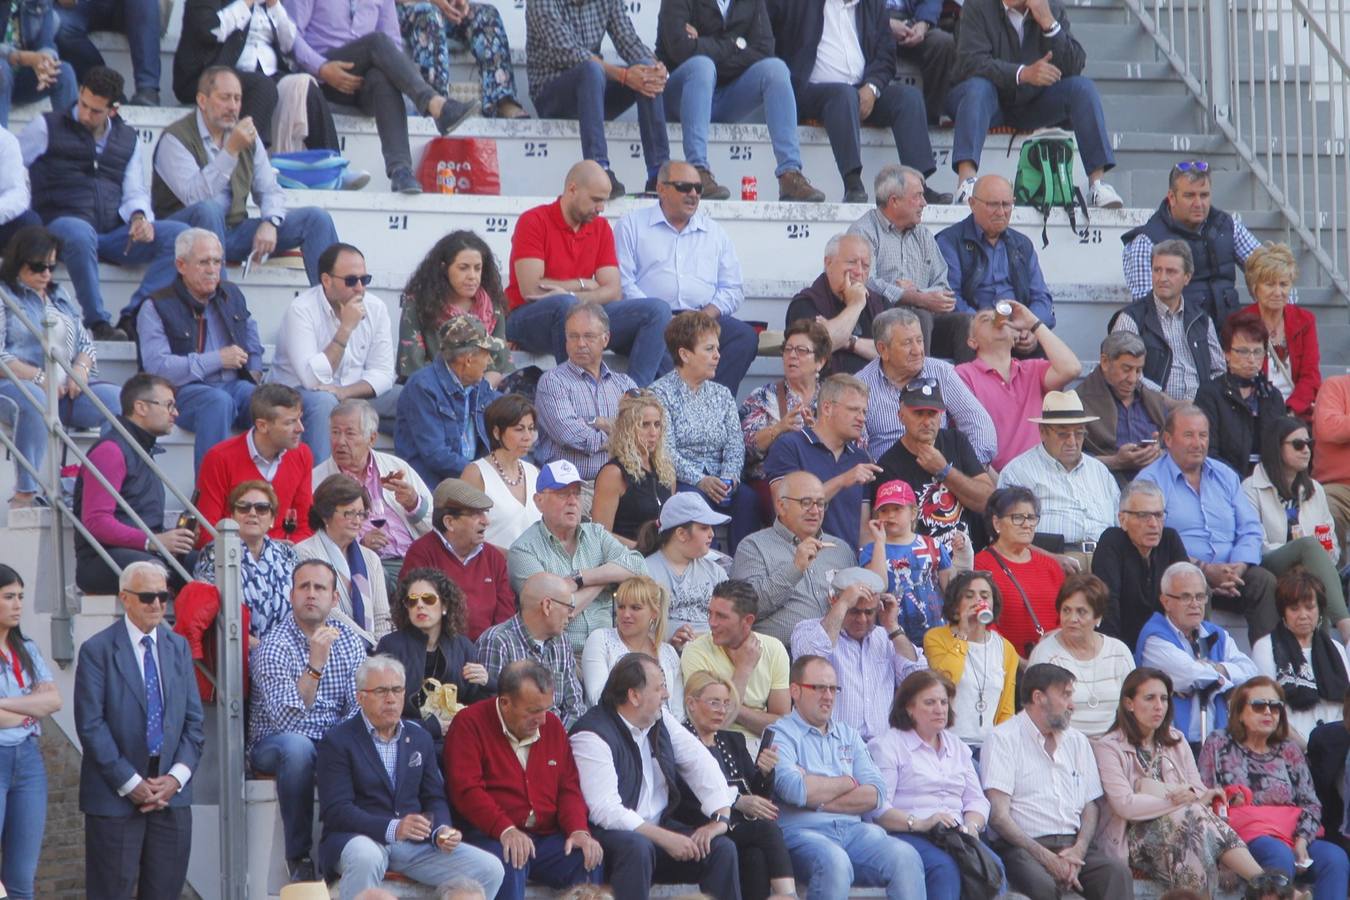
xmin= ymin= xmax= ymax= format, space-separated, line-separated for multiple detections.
xmin=31 ymin=111 xmax=139 ymax=234
xmin=1135 ymin=611 xmax=1232 ymax=735
xmin=73 ymin=418 xmax=166 ymax=562
xmin=147 ymin=278 xmax=257 ymax=383
xmin=1108 ymin=294 xmax=1216 ymax=393
xmin=570 ymin=704 xmax=684 ymax=823
xmin=1123 ymin=201 xmax=1239 ymax=324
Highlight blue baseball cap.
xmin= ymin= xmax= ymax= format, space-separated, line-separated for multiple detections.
xmin=537 ymin=460 xmax=583 ymax=492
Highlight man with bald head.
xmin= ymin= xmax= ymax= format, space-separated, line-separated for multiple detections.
xmin=504 ymin=161 xmax=672 ymax=386
xmin=784 ymin=233 xmax=890 ymax=375
xmin=476 ymin=571 xmax=588 ymax=728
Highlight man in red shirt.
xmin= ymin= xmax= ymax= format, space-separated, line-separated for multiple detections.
xmin=503 ymin=160 xmax=672 ymax=386
xmin=446 ymin=660 xmax=604 ymax=900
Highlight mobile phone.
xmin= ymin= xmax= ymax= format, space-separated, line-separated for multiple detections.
xmin=760 ymin=729 xmax=776 ymax=751
xmin=1138 ymin=438 xmax=1158 ymax=445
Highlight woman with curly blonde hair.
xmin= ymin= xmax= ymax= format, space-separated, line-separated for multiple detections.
xmin=591 ymin=392 xmax=677 ymax=548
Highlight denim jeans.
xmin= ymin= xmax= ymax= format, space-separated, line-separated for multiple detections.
xmin=0 ymin=379 xmax=121 ymax=493
xmin=0 ymin=3 xmax=76 ymax=128
xmin=250 ymin=732 xmax=318 ymax=861
xmin=532 ymin=59 xmax=670 ymax=176
xmin=56 ymin=0 xmax=160 ymax=91
xmin=1249 ymin=836 xmax=1350 ymax=900
xmin=663 ymin=55 xmax=803 ymax=177
xmin=175 ymin=380 xmax=257 ymax=472
xmin=895 ymin=832 xmax=1007 ymax=900
xmin=167 ymin=201 xmax=339 ymax=286
xmin=503 ymin=293 xmax=673 ymax=386
xmin=296 ymin=384 xmax=400 ymax=463
xmin=0 ymin=736 xmax=47 ymax=899
xmin=794 ymin=80 xmax=935 ymax=179
xmin=465 ymin=832 xmax=601 ymax=900
xmin=336 ymin=834 xmax=505 ymax=900
xmin=47 ymin=215 xmax=188 ymax=328
xmin=781 ymin=818 xmax=926 ymax=900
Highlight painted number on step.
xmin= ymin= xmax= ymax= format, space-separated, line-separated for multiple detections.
xmin=935 ymin=149 xmax=950 ymax=166
xmin=513 ymin=0 xmax=523 ymax=8
xmin=630 ymin=143 xmax=642 ymax=159
xmin=524 ymin=141 xmax=549 ymax=158
xmin=138 ymin=129 xmax=154 ymax=144
xmin=623 ymin=0 xmax=640 ymax=13
xmin=388 ymin=215 xmax=409 ymax=230
xmin=1078 ymin=228 xmax=1102 ymax=244
xmin=786 ymin=224 xmax=810 ymax=239
xmin=484 ymin=216 xmax=509 ymax=233
xmin=729 ymin=144 xmax=753 ymax=161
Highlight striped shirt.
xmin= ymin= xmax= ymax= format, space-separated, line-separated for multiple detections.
xmin=997 ymin=444 xmax=1121 ymax=543
xmin=476 ymin=614 xmax=588 ymax=729
xmin=1109 ymin=296 xmax=1225 ymax=401
xmin=856 ymin=357 xmax=997 ymax=464
xmin=847 ymin=208 xmax=950 ymax=305
xmin=534 ymin=361 xmax=637 ymax=480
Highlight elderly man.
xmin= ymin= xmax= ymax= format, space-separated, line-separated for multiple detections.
xmin=615 ymin=159 xmax=758 ymax=392
xmin=1109 ymin=239 xmax=1225 ymax=402
xmin=570 ymin=653 xmax=741 ymax=899
xmin=1137 ymin=561 xmax=1258 ymax=751
xmin=956 ymin=300 xmax=1081 ymax=470
xmin=789 ymin=567 xmax=924 ymax=742
xmin=315 ymin=398 xmax=433 ymax=584
xmin=998 ymin=391 xmax=1121 ymax=554
xmin=249 ymin=558 xmax=367 ymax=882
xmin=771 ymin=654 xmax=926 ymax=899
xmin=316 ymin=656 xmax=505 ymax=899
xmin=505 ymin=162 xmax=672 ymax=385
xmin=680 ymin=579 xmax=791 ymax=741
xmin=1077 ymin=332 xmax=1168 ymax=484
xmin=137 ymin=228 xmax=262 ymax=470
xmin=785 ymin=233 xmax=890 ymax=375
xmin=401 ymin=479 xmax=515 ymax=641
xmin=764 ymin=373 xmax=881 ymax=546
xmin=446 ymin=661 xmax=603 ymax=900
xmin=732 ymin=470 xmax=858 ymax=644
xmin=980 ymin=663 xmax=1132 ymax=900
xmin=1090 ymin=480 xmax=1189 ymax=649
xmin=269 ymin=242 xmax=396 ymax=463
xmin=857 ymin=308 xmax=995 ymax=463
xmin=395 ymin=316 xmax=503 ymax=487
xmin=1136 ymin=405 xmax=1277 ymax=642
xmin=152 ymin=66 xmax=339 ymax=284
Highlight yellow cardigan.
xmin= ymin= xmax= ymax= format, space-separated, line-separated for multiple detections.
xmin=924 ymin=626 xmax=1019 ymax=726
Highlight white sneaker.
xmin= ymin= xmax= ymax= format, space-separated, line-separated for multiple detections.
xmin=1089 ymin=180 xmax=1123 ymax=209
xmin=953 ymin=176 xmax=977 ymax=204
xmin=340 ymin=168 xmax=371 ymax=191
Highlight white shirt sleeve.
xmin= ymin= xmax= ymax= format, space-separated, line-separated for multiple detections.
xmin=211 ymin=0 xmax=253 ymax=42
xmin=358 ymin=297 xmax=396 ymax=395
xmin=570 ymin=730 xmax=646 ymax=832
xmin=665 ymin=709 xmax=737 ymax=815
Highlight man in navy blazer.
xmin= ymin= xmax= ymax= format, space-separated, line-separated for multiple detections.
xmin=317 ymin=654 xmax=505 ymax=899
xmin=74 ymin=560 xmax=205 ymax=900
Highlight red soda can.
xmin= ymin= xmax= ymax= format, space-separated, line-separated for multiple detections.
xmin=741 ymin=175 xmax=757 ymax=201
xmin=1317 ymin=523 xmax=1335 ymax=553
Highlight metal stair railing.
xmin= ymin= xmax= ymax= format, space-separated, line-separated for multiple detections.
xmin=1124 ymin=0 xmax=1350 ymax=300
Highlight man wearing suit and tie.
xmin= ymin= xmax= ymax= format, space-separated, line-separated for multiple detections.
xmin=74 ymin=560 xmax=205 ymax=899
xmin=316 ymin=654 xmax=505 ymax=899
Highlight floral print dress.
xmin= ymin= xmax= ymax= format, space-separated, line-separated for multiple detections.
xmin=394 ymin=0 xmax=521 ymax=114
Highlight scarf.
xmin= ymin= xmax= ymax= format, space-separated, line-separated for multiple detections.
xmin=344 ymin=537 xmax=369 ymax=634
xmin=436 ymin=290 xmax=498 ymax=339
xmin=1269 ymin=621 xmax=1349 ymax=709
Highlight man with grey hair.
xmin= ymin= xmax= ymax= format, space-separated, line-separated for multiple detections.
xmin=1090 ymin=479 xmax=1189 ymax=647
xmin=785 ymin=233 xmax=890 ymax=375
xmin=1076 ymin=331 xmax=1169 ymax=484
xmin=435 ymin=880 xmax=486 ymax=900
xmin=137 ymin=226 xmax=264 ymax=470
xmin=1110 ymin=238 xmax=1225 ymax=402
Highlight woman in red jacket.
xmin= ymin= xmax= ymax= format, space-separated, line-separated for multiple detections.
xmin=1243 ymin=243 xmax=1320 ymax=419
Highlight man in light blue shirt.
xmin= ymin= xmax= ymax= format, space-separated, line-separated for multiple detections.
xmin=770 ymin=654 xmax=926 ymax=899
xmin=615 ymin=159 xmax=757 ymax=393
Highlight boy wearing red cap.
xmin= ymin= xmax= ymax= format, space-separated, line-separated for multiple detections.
xmin=861 ymin=479 xmax=961 ymax=644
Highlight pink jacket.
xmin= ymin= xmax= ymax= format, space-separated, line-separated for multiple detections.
xmin=1091 ymin=728 xmax=1209 ymax=861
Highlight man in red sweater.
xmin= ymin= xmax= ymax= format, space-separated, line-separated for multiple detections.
xmin=196 ymin=383 xmax=314 ymax=546
xmin=446 ymin=660 xmax=603 ymax=900
xmin=400 ymin=479 xmax=516 ymax=641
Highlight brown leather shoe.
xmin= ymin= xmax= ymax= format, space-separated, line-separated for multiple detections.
xmin=778 ymin=169 xmax=826 ymax=203
xmin=697 ymin=166 xmax=731 ymax=200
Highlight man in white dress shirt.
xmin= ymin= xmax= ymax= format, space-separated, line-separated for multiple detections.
xmin=568 ymin=653 xmax=741 ymax=899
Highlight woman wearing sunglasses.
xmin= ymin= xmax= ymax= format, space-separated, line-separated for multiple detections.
xmin=374 ymin=567 xmax=491 ymax=743
xmin=1200 ymin=677 xmax=1350 ymax=898
xmin=192 ymin=480 xmax=298 ymax=645
xmin=0 ymin=226 xmax=120 ymax=509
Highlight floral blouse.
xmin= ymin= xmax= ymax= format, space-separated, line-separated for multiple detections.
xmin=194 ymin=536 xmax=299 ymax=640
xmin=737 ymin=380 xmax=817 ymax=480
xmin=395 ymin=292 xmax=511 ymax=380
xmin=1197 ymin=730 xmax=1322 ymax=841
xmin=650 ymin=371 xmax=745 ymax=486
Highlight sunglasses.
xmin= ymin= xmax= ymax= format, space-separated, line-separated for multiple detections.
xmin=624 ymin=388 xmax=655 ymax=398
xmin=403 ymin=592 xmax=440 ymax=608
xmin=233 ymin=501 xmax=275 ymax=515
xmin=25 ymin=261 xmax=55 ymax=274
xmin=1174 ymin=160 xmax=1210 ymax=173
xmin=124 ymin=590 xmax=171 ymax=605
xmin=1247 ymin=698 xmax=1285 ymax=712
xmin=1286 ymin=438 xmax=1314 ymax=451
xmin=662 ymin=180 xmax=703 ymax=195
xmin=332 ymin=273 xmax=373 ymax=288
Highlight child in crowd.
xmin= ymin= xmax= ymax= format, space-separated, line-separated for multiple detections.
xmin=861 ymin=479 xmax=962 ymax=644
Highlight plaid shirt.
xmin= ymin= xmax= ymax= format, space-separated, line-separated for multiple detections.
xmin=248 ymin=614 xmax=363 ymax=752
xmin=526 ymin=0 xmax=654 ymax=95
xmin=1109 ymin=295 xmax=1225 ymax=401
xmin=848 ymin=208 xmax=950 ymax=306
xmin=856 ymin=357 xmax=997 ymax=464
xmin=476 ymin=614 xmax=587 ymax=728
xmin=1122 ymin=215 xmax=1265 ymax=300
xmin=534 ymin=361 xmax=637 ymax=480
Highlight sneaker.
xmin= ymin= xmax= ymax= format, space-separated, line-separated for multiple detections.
xmin=696 ymin=166 xmax=731 ymax=201
xmin=90 ymin=321 xmax=129 ymax=342
xmin=286 ymin=857 xmax=316 ymax=883
xmin=127 ymin=88 xmax=159 ymax=107
xmin=340 ymin=168 xmax=371 ymax=191
xmin=953 ymin=176 xmax=977 ymax=204
xmin=434 ymin=97 xmax=474 ymax=135
xmin=1089 ymin=180 xmax=1124 ymax=209
xmin=390 ymin=168 xmax=422 ymax=194
xmin=842 ymin=187 xmax=868 ymax=204
xmin=923 ymin=185 xmax=953 ymax=205
xmin=606 ymin=169 xmax=626 ymax=200
xmin=643 ymin=175 xmax=658 ymax=195
xmin=777 ymin=170 xmax=826 ymax=203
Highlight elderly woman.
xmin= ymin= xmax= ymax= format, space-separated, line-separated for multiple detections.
xmin=461 ymin=394 xmax=541 ymax=549
xmin=580 ymin=576 xmax=684 ymax=719
xmin=1195 ymin=309 xmax=1287 ymax=479
xmin=1028 ymin=574 xmax=1136 ymax=737
xmin=0 ymin=226 xmax=120 ymax=509
xmin=869 ymin=670 xmax=1003 ymax=900
xmin=1094 ymin=667 xmax=1264 ymax=892
xmin=296 ymin=474 xmax=392 ymax=642
xmin=650 ymin=311 xmax=758 ymax=551
xmin=393 ymin=0 xmax=525 ymax=118
xmin=923 ymin=570 xmax=1019 ymax=745
xmin=592 ymin=392 xmax=676 ymax=548
xmin=640 ymin=492 xmax=730 ymax=641
xmin=1242 ymin=244 xmax=1318 ymax=419
xmin=973 ymin=486 xmax=1065 ymax=658
xmin=682 ymin=670 xmax=796 ymax=900
xmin=397 ymin=231 xmax=512 ymax=387
xmin=374 ymin=567 xmax=492 ymax=742
xmin=1200 ymin=677 xmax=1350 ymax=899
xmin=1251 ymin=571 xmax=1350 ymax=742
xmin=193 ymin=479 xmax=299 ymax=645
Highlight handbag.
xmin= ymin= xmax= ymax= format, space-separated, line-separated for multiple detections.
xmin=986 ymin=549 xmax=1045 ymax=656
xmin=1222 ymin=785 xmax=1301 ymax=848
xmin=928 ymin=824 xmax=1004 ymax=900
xmin=416 ymin=137 xmax=502 ymax=194
xmin=419 ymin=678 xmax=464 ymax=730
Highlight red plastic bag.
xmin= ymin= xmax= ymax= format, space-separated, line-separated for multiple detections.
xmin=417 ymin=137 xmax=502 ymax=194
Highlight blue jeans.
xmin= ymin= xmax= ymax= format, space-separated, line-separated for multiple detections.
xmin=466 ymin=831 xmax=602 ymax=900
xmin=663 ymin=55 xmax=803 ymax=177
xmin=0 ymin=4 xmax=76 ymax=127
xmin=503 ymin=294 xmax=672 ymax=386
xmin=895 ymin=833 xmax=1006 ymax=900
xmin=532 ymin=59 xmax=669 ymax=176
xmin=47 ymin=215 xmax=187 ymax=328
xmin=945 ymin=75 xmax=1115 ymax=175
xmin=56 ymin=0 xmax=160 ymax=91
xmin=782 ymin=818 xmax=926 ymax=900
xmin=0 ymin=737 xmax=47 ymax=899
xmin=337 ymin=834 xmax=505 ymax=900
xmin=1249 ymin=836 xmax=1350 ymax=900
xmin=175 ymin=380 xmax=257 ymax=472
xmin=0 ymin=378 xmax=120 ymax=493
xmin=250 ymin=732 xmax=318 ymax=862
xmin=167 ymin=201 xmax=339 ymax=286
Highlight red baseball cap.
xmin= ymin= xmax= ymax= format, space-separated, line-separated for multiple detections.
xmin=875 ymin=480 xmax=917 ymax=508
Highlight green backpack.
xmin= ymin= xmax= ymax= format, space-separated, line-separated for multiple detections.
xmin=1012 ymin=130 xmax=1090 ymax=248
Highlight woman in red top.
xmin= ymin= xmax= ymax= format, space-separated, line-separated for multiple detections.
xmin=1243 ymin=243 xmax=1319 ymax=419
xmin=974 ymin=486 xmax=1065 ymax=659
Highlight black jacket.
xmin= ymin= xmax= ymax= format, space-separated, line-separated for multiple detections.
xmin=374 ymin=626 xmax=495 ymax=740
xmin=657 ymin=0 xmax=776 ymax=84
xmin=1194 ymin=372 xmax=1286 ymax=479
xmin=1090 ymin=525 xmax=1189 ymax=650
xmin=173 ymin=0 xmax=293 ymax=104
xmin=953 ymin=0 xmax=1087 ymax=108
xmin=767 ymin=0 xmax=895 ymax=91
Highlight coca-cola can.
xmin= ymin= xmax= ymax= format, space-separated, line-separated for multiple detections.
xmin=1317 ymin=523 xmax=1335 ymax=553
xmin=741 ymin=176 xmax=757 ymax=201
xmin=436 ymin=161 xmax=456 ymax=194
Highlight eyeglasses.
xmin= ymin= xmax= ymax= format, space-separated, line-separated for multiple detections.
xmin=1286 ymin=438 xmax=1314 ymax=451
xmin=1121 ymin=510 xmax=1165 ymax=522
xmin=662 ymin=180 xmax=703 ymax=195
xmin=782 ymin=345 xmax=816 ymax=357
xmin=359 ymin=685 xmax=405 ymax=697
xmin=547 ymin=595 xmax=577 ymax=611
xmin=1229 ymin=346 xmax=1266 ymax=358
xmin=140 ymin=398 xmax=178 ymax=412
xmin=1002 ymin=512 xmax=1040 ymax=526
xmin=25 ymin=261 xmax=55 ymax=274
xmin=1049 ymin=428 xmax=1088 ymax=441
xmin=404 ymin=592 xmax=440 ymax=608
xmin=1247 ymin=698 xmax=1285 ymax=712
xmin=971 ymin=196 xmax=1014 ymax=211
xmin=697 ymin=698 xmax=731 ymax=711
xmin=332 ymin=273 xmax=373 ymax=288
xmin=1174 ymin=160 xmax=1210 ymax=173
xmin=783 ymin=496 xmax=827 ymax=511
xmin=337 ymin=508 xmax=369 ymax=521
xmin=795 ymin=683 xmax=842 ymax=695
xmin=232 ymin=501 xmax=275 ymax=515
xmin=123 ymin=590 xmax=171 ymax=605
xmin=1163 ymin=592 xmax=1208 ymax=606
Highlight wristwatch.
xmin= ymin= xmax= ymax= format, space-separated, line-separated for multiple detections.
xmin=266 ymin=215 xmax=284 ymax=228
xmin=734 ymin=36 xmax=747 ymax=50
xmin=865 ymin=82 xmax=880 ymax=99
xmin=714 ymin=813 xmax=732 ymax=827
xmin=572 ymin=572 xmax=585 ymax=591
xmin=906 ymin=814 xmax=917 ymax=832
